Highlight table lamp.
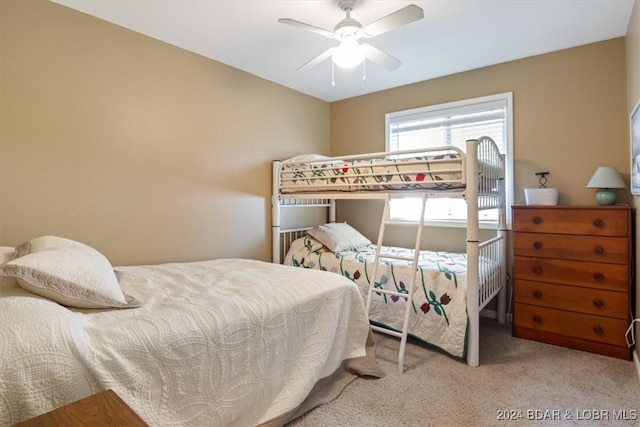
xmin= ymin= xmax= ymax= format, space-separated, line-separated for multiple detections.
xmin=586 ymin=166 xmax=626 ymax=205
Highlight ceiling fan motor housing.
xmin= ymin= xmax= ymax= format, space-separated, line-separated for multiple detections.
xmin=335 ymin=0 xmax=362 ymax=39
xmin=334 ymin=17 xmax=362 ymax=38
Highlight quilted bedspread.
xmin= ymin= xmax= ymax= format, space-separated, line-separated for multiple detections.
xmin=0 ymin=259 xmax=372 ymax=426
xmin=280 ymin=154 xmax=464 ymax=193
xmin=285 ymin=237 xmax=472 ymax=359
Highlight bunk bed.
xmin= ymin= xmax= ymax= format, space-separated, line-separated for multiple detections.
xmin=272 ymin=137 xmax=508 ymax=372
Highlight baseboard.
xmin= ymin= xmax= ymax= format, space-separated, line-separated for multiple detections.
xmin=634 ymin=350 xmax=640 ymax=384
xmin=480 ymin=308 xmax=513 ymax=324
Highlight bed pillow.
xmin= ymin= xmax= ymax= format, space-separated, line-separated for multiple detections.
xmin=285 ymin=154 xmax=330 ymax=163
xmin=307 ymin=223 xmax=372 ymax=252
xmin=0 ymin=236 xmax=139 ymax=309
xmin=0 ymin=246 xmax=17 ymax=287
xmin=0 ymin=246 xmax=15 ymax=264
xmin=284 ymin=153 xmax=344 ymax=165
xmin=12 ymin=235 xmax=87 ymax=259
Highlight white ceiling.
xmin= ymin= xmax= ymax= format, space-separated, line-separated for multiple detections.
xmin=53 ymin=0 xmax=634 ymax=103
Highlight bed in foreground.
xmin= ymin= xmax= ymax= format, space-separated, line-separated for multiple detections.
xmin=0 ymin=236 xmax=383 ymax=426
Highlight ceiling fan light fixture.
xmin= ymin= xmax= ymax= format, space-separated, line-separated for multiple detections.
xmin=332 ymin=39 xmax=364 ymax=69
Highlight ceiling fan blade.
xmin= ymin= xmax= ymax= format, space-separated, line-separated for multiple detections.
xmin=277 ymin=18 xmax=335 ymax=38
xmin=362 ymin=44 xmax=401 ymax=71
xmin=362 ymin=4 xmax=424 ymax=38
xmin=296 ymin=48 xmax=334 ymax=72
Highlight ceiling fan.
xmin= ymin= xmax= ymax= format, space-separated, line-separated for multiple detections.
xmin=278 ymin=0 xmax=424 ymax=72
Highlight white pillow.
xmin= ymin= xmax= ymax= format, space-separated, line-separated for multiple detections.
xmin=12 ymin=235 xmax=86 ymax=259
xmin=284 ymin=154 xmax=345 ymax=165
xmin=0 ymin=236 xmax=139 ymax=309
xmin=285 ymin=154 xmax=331 ymax=163
xmin=0 ymin=246 xmax=15 ymax=264
xmin=0 ymin=246 xmax=17 ymax=287
xmin=307 ymin=223 xmax=372 ymax=253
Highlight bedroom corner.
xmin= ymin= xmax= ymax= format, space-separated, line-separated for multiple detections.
xmin=0 ymin=0 xmax=330 ymax=266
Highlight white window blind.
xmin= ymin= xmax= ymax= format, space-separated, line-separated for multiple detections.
xmin=385 ymin=93 xmax=513 ymax=227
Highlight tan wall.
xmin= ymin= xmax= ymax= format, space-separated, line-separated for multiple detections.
xmin=330 ymin=38 xmax=629 ymax=252
xmin=0 ymin=0 xmax=330 ymax=266
xmin=626 ymin=0 xmax=640 ymax=366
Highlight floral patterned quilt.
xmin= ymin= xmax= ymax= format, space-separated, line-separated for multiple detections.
xmin=284 ymin=236 xmax=476 ymax=359
xmin=279 ymin=154 xmax=464 ymax=193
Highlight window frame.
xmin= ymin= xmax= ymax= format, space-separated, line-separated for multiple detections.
xmin=384 ymin=92 xmax=514 ymax=229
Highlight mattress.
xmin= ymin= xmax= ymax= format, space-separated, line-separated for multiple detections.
xmin=284 ymin=236 xmax=490 ymax=359
xmin=0 ymin=259 xmax=377 ymax=426
xmin=279 ymin=153 xmax=465 ymax=193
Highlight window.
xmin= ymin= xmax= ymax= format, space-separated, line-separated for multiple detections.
xmin=385 ymin=92 xmax=513 ymax=228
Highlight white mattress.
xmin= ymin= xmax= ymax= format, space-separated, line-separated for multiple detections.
xmin=0 ymin=259 xmax=371 ymax=426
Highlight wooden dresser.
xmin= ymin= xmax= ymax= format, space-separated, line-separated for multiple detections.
xmin=512 ymin=205 xmax=632 ymax=360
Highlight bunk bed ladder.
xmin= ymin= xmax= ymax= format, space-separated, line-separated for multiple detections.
xmin=365 ymin=193 xmax=428 ymax=374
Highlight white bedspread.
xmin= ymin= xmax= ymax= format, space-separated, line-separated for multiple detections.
xmin=0 ymin=259 xmax=371 ymax=426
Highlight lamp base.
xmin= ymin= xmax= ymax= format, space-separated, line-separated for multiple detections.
xmin=595 ymin=189 xmax=616 ymax=205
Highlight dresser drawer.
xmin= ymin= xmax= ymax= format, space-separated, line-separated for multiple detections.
xmin=513 ymin=256 xmax=628 ymax=291
xmin=513 ymin=303 xmax=629 ymax=347
xmin=513 ymin=208 xmax=628 ymax=236
xmin=513 ymin=233 xmax=628 ymax=264
xmin=513 ymin=280 xmax=628 ymax=319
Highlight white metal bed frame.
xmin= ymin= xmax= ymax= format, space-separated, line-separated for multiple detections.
xmin=271 ymin=137 xmax=508 ymax=370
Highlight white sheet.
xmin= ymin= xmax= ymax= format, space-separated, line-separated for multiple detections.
xmin=0 ymin=259 xmax=371 ymax=426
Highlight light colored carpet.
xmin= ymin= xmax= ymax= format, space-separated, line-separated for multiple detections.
xmin=289 ymin=319 xmax=640 ymax=426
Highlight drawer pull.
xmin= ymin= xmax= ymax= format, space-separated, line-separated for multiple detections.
xmin=533 ymin=290 xmax=542 ymax=299
xmin=593 ymin=246 xmax=604 ymax=255
xmin=593 ymin=326 xmax=604 ymax=335
xmin=533 ymin=315 xmax=542 ymax=324
xmin=593 ymin=298 xmax=604 ymax=308
xmin=533 ymin=265 xmax=543 ymax=275
xmin=593 ymin=273 xmax=604 ymax=282
xmin=533 ymin=217 xmax=543 ymax=225
xmin=533 ymin=242 xmax=542 ymax=250
xmin=593 ymin=218 xmax=604 ymax=228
